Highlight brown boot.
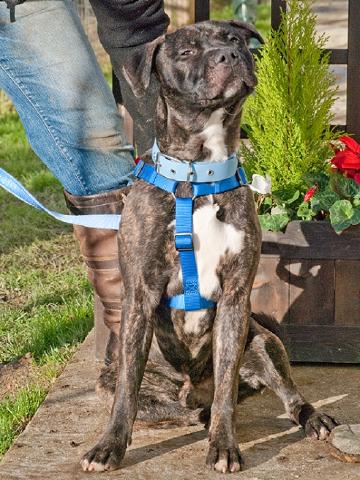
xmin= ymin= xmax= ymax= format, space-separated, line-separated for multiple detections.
xmin=64 ymin=187 xmax=130 ymax=365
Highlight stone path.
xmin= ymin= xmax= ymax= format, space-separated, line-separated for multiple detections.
xmin=0 ymin=331 xmax=360 ymax=480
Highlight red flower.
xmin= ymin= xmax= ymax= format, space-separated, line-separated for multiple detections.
xmin=339 ymin=136 xmax=360 ymax=153
xmin=331 ymin=136 xmax=360 ymax=172
xmin=304 ymin=186 xmax=317 ymax=202
xmin=353 ymin=173 xmax=360 ymax=185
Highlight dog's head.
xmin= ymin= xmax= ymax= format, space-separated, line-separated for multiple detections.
xmin=123 ymin=20 xmax=263 ymax=108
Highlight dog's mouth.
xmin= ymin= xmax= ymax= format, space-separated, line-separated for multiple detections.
xmin=194 ymin=81 xmax=253 ymax=107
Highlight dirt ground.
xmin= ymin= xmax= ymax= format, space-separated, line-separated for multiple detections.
xmin=0 ymin=354 xmax=34 ymax=401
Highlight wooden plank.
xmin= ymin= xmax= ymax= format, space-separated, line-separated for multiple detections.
xmin=347 ymin=0 xmax=360 ymax=142
xmin=194 ymin=0 xmax=209 ymax=22
xmin=283 ymin=325 xmax=360 ymax=363
xmin=251 ymin=256 xmax=290 ymax=323
xmin=289 ymin=260 xmax=334 ymax=326
xmin=261 ymin=221 xmax=360 ymax=260
xmin=271 ymin=0 xmax=286 ymax=30
xmin=326 ymin=49 xmax=348 ymax=64
xmin=335 ymin=260 xmax=360 ymax=326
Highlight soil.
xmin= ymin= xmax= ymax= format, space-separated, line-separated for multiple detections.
xmin=0 ymin=353 xmax=35 ymax=401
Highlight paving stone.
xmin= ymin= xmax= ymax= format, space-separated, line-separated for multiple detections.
xmin=328 ymin=425 xmax=360 ymax=463
xmin=1 ymin=331 xmax=360 ymax=480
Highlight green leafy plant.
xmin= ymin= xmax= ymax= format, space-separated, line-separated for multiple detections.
xmin=254 ymin=156 xmax=360 ymax=234
xmin=242 ymin=0 xmax=339 ymax=195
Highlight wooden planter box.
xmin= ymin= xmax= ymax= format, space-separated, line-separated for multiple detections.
xmin=251 ymin=221 xmax=360 ymax=363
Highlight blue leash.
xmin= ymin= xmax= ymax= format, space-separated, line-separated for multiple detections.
xmin=0 ymin=167 xmax=121 ymax=230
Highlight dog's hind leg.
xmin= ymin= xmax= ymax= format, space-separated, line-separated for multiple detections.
xmin=96 ymin=356 xmax=204 ymax=428
xmin=239 ymin=318 xmax=338 ymax=439
xmin=81 ymin=293 xmax=156 ymax=472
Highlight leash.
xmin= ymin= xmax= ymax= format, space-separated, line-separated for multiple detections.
xmin=133 ymin=154 xmax=248 ymax=311
xmin=0 ymin=142 xmax=249 ymax=311
xmin=0 ymin=167 xmax=121 ymax=230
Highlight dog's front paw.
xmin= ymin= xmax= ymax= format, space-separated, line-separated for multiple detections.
xmin=206 ymin=441 xmax=244 ymax=473
xmin=80 ymin=436 xmax=126 ymax=472
xmin=305 ymin=412 xmax=338 ymax=440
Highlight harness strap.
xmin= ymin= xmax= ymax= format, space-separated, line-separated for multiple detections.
xmin=165 ymin=198 xmax=215 ymax=311
xmin=0 ymin=148 xmax=248 ymax=311
xmin=134 ymin=159 xmax=248 ymax=197
xmin=134 ymin=160 xmax=248 ymax=312
xmin=133 ymin=161 xmax=177 ymax=194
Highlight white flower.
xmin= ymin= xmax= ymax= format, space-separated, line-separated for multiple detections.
xmin=249 ymin=174 xmax=272 ymax=195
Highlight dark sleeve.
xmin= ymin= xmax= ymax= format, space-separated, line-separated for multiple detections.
xmin=88 ymin=0 xmax=170 ymax=50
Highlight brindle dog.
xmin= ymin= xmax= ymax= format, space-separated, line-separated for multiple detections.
xmin=81 ymin=21 xmax=337 ymax=474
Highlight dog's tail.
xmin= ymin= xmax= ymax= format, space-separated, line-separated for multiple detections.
xmin=251 ymin=311 xmax=286 ymax=344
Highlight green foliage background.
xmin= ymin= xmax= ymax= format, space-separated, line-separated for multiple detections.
xmin=241 ymin=0 xmax=339 ymax=194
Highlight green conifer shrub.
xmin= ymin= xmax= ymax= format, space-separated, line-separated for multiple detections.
xmin=241 ymin=0 xmax=339 ymax=195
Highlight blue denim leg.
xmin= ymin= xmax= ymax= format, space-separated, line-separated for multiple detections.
xmin=0 ymin=0 xmax=134 ymax=195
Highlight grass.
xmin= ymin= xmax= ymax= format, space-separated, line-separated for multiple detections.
xmin=0 ymin=113 xmax=71 ymax=253
xmin=0 ymin=105 xmax=94 ymax=458
xmin=0 ymin=385 xmax=47 ymax=456
xmin=211 ymin=1 xmax=271 ymax=40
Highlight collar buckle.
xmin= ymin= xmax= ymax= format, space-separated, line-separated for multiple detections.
xmin=186 ymin=162 xmax=195 ymax=182
xmin=154 ymin=151 xmax=162 ymax=173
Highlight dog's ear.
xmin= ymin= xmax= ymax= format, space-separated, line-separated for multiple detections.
xmin=228 ymin=21 xmax=264 ymax=45
xmin=122 ymin=35 xmax=165 ymax=98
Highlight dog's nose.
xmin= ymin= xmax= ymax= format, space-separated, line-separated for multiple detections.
xmin=212 ymin=48 xmax=240 ymax=66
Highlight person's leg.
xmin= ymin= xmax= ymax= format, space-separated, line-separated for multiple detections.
xmin=0 ymin=0 xmax=134 ymax=195
xmin=0 ymin=0 xmax=133 ymax=362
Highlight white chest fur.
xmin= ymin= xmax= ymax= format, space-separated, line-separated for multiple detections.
xmin=182 ymin=200 xmax=245 ymax=335
xmin=201 ymin=108 xmax=227 ymax=162
xmin=192 ymin=200 xmax=245 ymax=298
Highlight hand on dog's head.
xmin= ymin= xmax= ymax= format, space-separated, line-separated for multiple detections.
xmin=123 ymin=21 xmax=263 ymax=105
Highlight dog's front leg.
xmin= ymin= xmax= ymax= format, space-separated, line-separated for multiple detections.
xmin=206 ymin=288 xmax=251 ymax=474
xmin=81 ymin=298 xmax=154 ymax=472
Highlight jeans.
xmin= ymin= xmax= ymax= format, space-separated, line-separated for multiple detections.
xmin=0 ymin=0 xmax=134 ymax=196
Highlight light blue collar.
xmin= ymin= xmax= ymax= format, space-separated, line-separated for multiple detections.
xmin=151 ymin=141 xmax=239 ymax=183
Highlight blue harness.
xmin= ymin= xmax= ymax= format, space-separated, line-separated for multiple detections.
xmin=134 ymin=142 xmax=248 ymax=311
xmin=0 ymin=141 xmax=247 ymax=311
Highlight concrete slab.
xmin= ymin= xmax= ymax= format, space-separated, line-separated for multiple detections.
xmin=0 ymin=331 xmax=359 ymax=480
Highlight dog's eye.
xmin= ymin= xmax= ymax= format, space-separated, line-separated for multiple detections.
xmin=180 ymin=50 xmax=193 ymax=57
xmin=229 ymin=36 xmax=240 ymax=44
